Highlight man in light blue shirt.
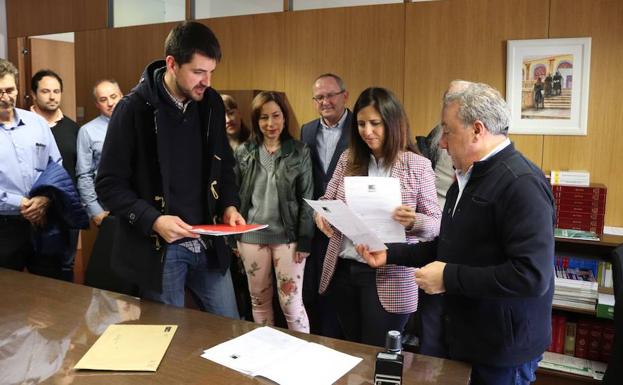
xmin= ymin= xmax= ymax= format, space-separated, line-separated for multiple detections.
xmin=76 ymin=79 xmax=123 ymax=226
xmin=300 ymin=73 xmax=352 ymax=337
xmin=0 ymin=58 xmax=62 ymax=272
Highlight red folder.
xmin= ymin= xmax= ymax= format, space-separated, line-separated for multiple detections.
xmin=190 ymin=224 xmax=268 ymax=236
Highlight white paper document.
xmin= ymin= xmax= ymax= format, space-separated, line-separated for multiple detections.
xmin=344 ymin=176 xmax=405 ymax=243
xmin=201 ymin=327 xmax=362 ymax=385
xmin=305 ymin=199 xmax=387 ymax=251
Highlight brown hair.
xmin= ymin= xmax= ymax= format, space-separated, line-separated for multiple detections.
xmin=221 ymin=94 xmax=250 ymax=143
xmin=250 ymin=91 xmax=292 ymax=144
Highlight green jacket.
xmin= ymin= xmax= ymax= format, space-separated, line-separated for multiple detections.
xmin=233 ymin=138 xmax=314 ymax=253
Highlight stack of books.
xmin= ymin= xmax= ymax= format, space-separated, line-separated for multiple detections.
xmin=553 ymin=256 xmax=598 ymax=311
xmin=552 ymin=183 xmax=607 ymax=235
xmin=547 ymin=315 xmax=614 ymax=369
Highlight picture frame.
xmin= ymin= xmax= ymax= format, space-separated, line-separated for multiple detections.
xmin=506 ymin=37 xmax=591 ymax=135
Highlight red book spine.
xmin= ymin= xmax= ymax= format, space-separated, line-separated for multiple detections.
xmin=554 ymin=315 xmax=566 ymax=353
xmin=575 ymin=320 xmax=590 ymax=358
xmin=587 ymin=321 xmax=603 ymax=361
xmin=556 ymin=204 xmax=606 ymax=216
xmin=553 ymin=191 xmax=607 ymax=201
xmin=551 ymin=184 xmax=607 ymax=194
xmin=549 ymin=315 xmax=559 ymax=352
xmin=556 ymin=219 xmax=605 ymax=234
xmin=555 ymin=199 xmax=606 ymax=211
xmin=556 ymin=211 xmax=605 ymax=221
xmin=601 ymin=325 xmax=615 ymax=363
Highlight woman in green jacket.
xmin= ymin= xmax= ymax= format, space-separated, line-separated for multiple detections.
xmin=233 ymin=91 xmax=314 ymax=332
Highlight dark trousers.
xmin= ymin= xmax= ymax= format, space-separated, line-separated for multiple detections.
xmin=328 ymin=258 xmax=411 ymax=347
xmin=0 ymin=216 xmax=34 ymax=271
xmin=0 ymin=215 xmax=66 ymax=280
xmin=1 ymin=216 xmax=75 ymax=282
xmin=303 ymin=230 xmax=342 ymax=338
xmin=418 ymin=292 xmax=449 ymax=358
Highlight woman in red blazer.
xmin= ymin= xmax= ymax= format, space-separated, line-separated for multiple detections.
xmin=315 ymin=87 xmax=441 ymax=346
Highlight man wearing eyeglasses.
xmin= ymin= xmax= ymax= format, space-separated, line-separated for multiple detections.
xmin=300 ymin=73 xmax=351 ymax=337
xmin=0 ymin=59 xmax=63 ymax=275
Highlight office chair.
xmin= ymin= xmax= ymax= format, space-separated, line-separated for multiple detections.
xmin=603 ymin=244 xmax=623 ymax=384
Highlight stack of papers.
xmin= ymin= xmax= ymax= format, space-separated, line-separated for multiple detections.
xmin=539 ymin=351 xmax=607 ymax=380
xmin=201 ymin=327 xmax=362 ymax=385
xmin=190 ymin=224 xmax=268 ymax=236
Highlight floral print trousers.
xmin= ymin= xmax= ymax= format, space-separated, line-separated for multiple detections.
xmin=237 ymin=241 xmax=309 ymax=333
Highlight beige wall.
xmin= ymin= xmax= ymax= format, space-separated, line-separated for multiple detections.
xmin=7 ymin=0 xmax=623 ymax=227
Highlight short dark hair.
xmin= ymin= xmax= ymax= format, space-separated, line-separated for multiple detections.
xmin=31 ymin=69 xmax=63 ymax=93
xmin=164 ymin=21 xmax=222 ymax=65
xmin=250 ymin=91 xmax=292 ymax=144
xmin=348 ymin=87 xmax=419 ymax=176
xmin=0 ymin=59 xmax=18 ymax=81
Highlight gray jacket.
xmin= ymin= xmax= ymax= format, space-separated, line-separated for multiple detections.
xmin=233 ymin=138 xmax=314 ymax=252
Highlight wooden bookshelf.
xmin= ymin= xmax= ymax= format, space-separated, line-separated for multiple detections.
xmin=535 ymin=234 xmax=622 ymax=384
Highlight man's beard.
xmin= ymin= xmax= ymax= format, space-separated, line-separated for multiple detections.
xmin=176 ymin=79 xmax=205 ymax=102
xmin=36 ymin=101 xmax=59 ymax=113
xmin=0 ymin=98 xmax=15 ymax=120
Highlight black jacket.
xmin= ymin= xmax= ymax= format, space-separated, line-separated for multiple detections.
xmin=233 ymin=138 xmax=314 ymax=253
xmin=95 ymin=60 xmax=239 ymax=291
xmin=300 ymin=110 xmax=351 ymax=199
xmin=387 ymin=143 xmax=555 ymax=366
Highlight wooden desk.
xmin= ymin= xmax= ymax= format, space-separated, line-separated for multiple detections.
xmin=0 ymin=268 xmax=471 ymax=385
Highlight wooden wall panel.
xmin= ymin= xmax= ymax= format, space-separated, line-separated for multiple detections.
xmin=404 ymin=0 xmax=549 ymax=166
xmin=283 ymin=4 xmax=405 ymax=136
xmin=206 ymin=13 xmax=286 ymax=93
xmin=545 ymin=0 xmax=623 ymax=227
xmin=6 ymin=0 xmax=108 ymax=38
xmin=30 ymin=38 xmax=76 ymax=120
xmin=74 ymin=29 xmax=110 ymax=124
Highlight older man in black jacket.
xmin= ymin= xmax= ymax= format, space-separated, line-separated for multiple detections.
xmin=358 ymin=81 xmax=555 ymax=385
xmin=96 ymin=22 xmax=244 ymax=318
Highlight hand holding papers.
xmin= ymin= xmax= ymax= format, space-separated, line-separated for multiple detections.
xmin=74 ymin=324 xmax=177 ymax=371
xmin=344 ymin=177 xmax=405 ymax=243
xmin=201 ymin=326 xmax=362 ymax=385
xmin=306 ymin=176 xmax=405 ymax=252
xmin=306 ymin=199 xmax=387 ymax=251
xmin=190 ymin=224 xmax=268 ymax=236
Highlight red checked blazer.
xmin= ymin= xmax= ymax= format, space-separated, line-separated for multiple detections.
xmin=318 ymin=150 xmax=442 ymax=314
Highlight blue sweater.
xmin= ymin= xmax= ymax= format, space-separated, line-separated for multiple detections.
xmin=387 ymin=143 xmax=555 ymax=366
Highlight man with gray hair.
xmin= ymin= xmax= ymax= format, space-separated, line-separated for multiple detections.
xmin=357 ymin=81 xmax=555 ymax=384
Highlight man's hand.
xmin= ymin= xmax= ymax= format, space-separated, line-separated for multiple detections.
xmin=355 ymin=244 xmax=387 ymax=268
xmin=20 ymin=196 xmax=50 ymax=225
xmin=294 ymin=251 xmax=309 ymax=264
xmin=314 ymin=213 xmax=334 ymax=237
xmin=92 ymin=211 xmax=110 ymax=226
xmin=152 ymin=215 xmax=199 ymax=243
xmin=393 ymin=205 xmax=417 ymax=228
xmin=415 ymin=261 xmax=447 ymax=294
xmin=223 ymin=206 xmax=246 ymax=226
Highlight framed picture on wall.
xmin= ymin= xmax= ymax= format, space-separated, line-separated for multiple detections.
xmin=506 ymin=37 xmax=591 ymax=135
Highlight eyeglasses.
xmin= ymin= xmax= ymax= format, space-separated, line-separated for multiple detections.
xmin=0 ymin=87 xmax=16 ymax=97
xmin=312 ymin=90 xmax=345 ymax=103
